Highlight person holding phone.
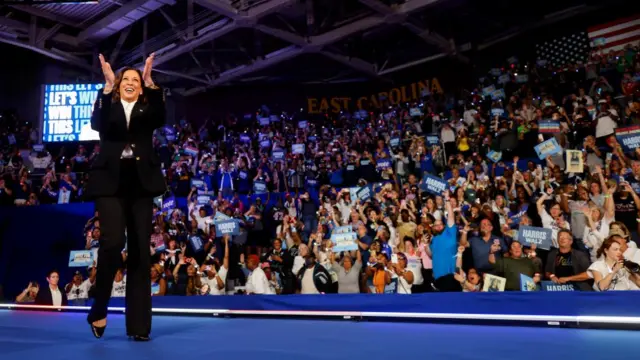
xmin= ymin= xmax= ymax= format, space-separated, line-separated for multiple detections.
xmin=85 ymin=53 xmax=166 ymax=342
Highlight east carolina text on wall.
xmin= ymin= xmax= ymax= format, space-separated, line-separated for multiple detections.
xmin=306 ymin=78 xmax=443 ymax=114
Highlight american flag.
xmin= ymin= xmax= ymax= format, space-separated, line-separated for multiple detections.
xmin=535 ymin=33 xmax=591 ymax=67
xmin=536 ymin=14 xmax=640 ymax=67
xmin=588 ymin=14 xmax=640 ymax=52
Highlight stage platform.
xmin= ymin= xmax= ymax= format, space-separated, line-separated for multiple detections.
xmin=3 ymin=292 xmax=640 ymax=329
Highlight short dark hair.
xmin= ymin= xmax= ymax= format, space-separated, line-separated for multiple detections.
xmin=46 ymin=269 xmax=59 ymax=278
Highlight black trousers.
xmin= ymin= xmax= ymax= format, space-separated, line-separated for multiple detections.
xmin=88 ymin=159 xmax=153 ymax=336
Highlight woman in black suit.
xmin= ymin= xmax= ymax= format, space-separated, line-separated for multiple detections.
xmin=86 ymin=53 xmax=166 ymax=341
xmin=35 ymin=270 xmax=68 ymax=306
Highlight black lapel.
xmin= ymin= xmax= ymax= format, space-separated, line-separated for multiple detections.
xmin=114 ymin=101 xmax=127 ymax=132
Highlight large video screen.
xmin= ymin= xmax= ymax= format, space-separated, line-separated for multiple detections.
xmin=42 ymin=83 xmax=103 ymax=142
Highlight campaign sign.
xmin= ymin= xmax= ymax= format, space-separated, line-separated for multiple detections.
xmin=298 ymin=120 xmax=308 ymax=129
xmin=253 ymin=180 xmax=268 ymax=194
xmin=538 ymin=120 xmax=561 ymax=133
xmin=272 ymin=150 xmax=285 ymax=161
xmin=191 ymin=178 xmax=205 ymax=190
xmin=260 ymin=139 xmax=271 ymax=148
xmin=184 ymin=146 xmax=199 ymax=156
xmin=615 ymin=126 xmax=640 ymax=152
xmin=33 ymin=144 xmax=44 ymax=152
xmin=162 ymin=196 xmax=176 ymax=211
xmin=420 ymin=174 xmax=447 ymax=195
xmin=486 ymin=150 xmax=502 ymax=163
xmin=197 ymin=195 xmax=211 ymax=205
xmin=356 ymin=185 xmax=372 ymax=201
xmin=189 ymin=235 xmax=204 ymax=253
xmin=482 ymin=85 xmax=496 ymax=97
xmin=292 ymin=144 xmax=305 ymax=154
xmin=426 ymin=135 xmax=439 ymax=145
xmin=517 ymin=226 xmax=552 ymax=250
xmin=498 ymin=74 xmax=510 ymax=84
xmin=534 ymin=137 xmax=562 ymax=160
xmin=409 ymin=108 xmax=423 ymax=117
xmin=259 ymin=117 xmax=270 ymax=126
xmin=515 ymin=74 xmax=529 ymax=83
xmin=333 ymin=226 xmax=353 ymax=235
xmin=520 ymin=274 xmax=538 ymax=291
xmin=491 ymin=108 xmax=505 ymax=117
xmin=269 ymin=115 xmax=280 ymax=122
xmin=331 ymin=232 xmax=358 ymax=252
xmin=541 ymin=281 xmax=575 ymax=292
xmin=390 ymin=137 xmax=401 ymax=147
xmin=69 ymin=250 xmax=93 ymax=267
xmin=215 ymin=219 xmax=240 ymax=235
xmin=491 ymin=89 xmax=506 ymax=100
xmin=213 ymin=211 xmax=231 ymax=222
xmin=376 ymin=159 xmax=392 ymax=170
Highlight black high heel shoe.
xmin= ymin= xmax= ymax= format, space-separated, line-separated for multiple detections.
xmin=89 ymin=323 xmax=106 ymax=339
xmin=129 ymin=335 xmax=151 ymax=342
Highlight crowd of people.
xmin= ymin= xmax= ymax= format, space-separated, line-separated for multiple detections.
xmin=7 ymin=43 xmax=640 ymax=303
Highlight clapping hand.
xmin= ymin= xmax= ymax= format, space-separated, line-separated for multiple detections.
xmin=142 ymin=53 xmax=156 ymax=87
xmin=98 ymin=54 xmax=115 ymax=90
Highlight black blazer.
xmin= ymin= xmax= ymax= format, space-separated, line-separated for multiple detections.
xmin=34 ymin=286 xmax=68 ymax=306
xmin=545 ymin=249 xmax=593 ymax=291
xmin=85 ymin=86 xmax=167 ymax=198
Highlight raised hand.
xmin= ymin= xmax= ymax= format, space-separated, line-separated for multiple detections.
xmin=98 ymin=54 xmax=115 ymax=89
xmin=142 ymin=53 xmax=156 ymax=87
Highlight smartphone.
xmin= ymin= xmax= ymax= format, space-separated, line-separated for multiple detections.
xmin=391 ymin=254 xmax=399 ymax=264
xmin=606 ymin=153 xmax=613 ymax=161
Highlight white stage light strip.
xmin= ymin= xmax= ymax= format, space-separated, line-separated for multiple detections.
xmin=0 ymin=304 xmax=228 ymax=315
xmin=2 ymin=304 xmax=639 ymax=326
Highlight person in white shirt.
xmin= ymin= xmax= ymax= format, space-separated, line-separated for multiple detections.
xmin=111 ymin=269 xmax=126 ymax=297
xmin=65 ymin=269 xmax=96 ymax=304
xmin=536 ymin=190 xmax=571 ymax=248
xmin=245 ymin=254 xmax=274 ymax=295
xmin=588 ymin=235 xmax=640 ymax=291
xmin=201 ymin=236 xmax=230 ymax=295
xmin=190 ymin=207 xmax=213 ymax=234
xmin=390 ymin=253 xmax=414 ymax=294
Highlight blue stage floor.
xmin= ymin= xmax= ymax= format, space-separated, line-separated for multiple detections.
xmin=0 ymin=310 xmax=637 ymax=360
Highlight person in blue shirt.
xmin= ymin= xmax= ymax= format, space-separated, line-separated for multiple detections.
xmin=459 ymin=218 xmax=508 ymax=274
xmin=430 ymin=190 xmax=461 ymax=291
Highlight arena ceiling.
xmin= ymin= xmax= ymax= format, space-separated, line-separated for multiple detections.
xmin=0 ymin=0 xmax=632 ymax=96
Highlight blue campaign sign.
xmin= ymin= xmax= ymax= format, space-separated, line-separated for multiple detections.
xmin=356 ymin=185 xmax=372 ymax=201
xmin=162 ymin=196 xmax=176 ymax=211
xmin=292 ymin=144 xmax=305 ymax=154
xmin=272 ymin=150 xmax=285 ymax=161
xmin=517 ymin=226 xmax=552 ymax=250
xmin=541 ymin=281 xmax=575 ymax=292
xmin=259 ymin=117 xmax=270 ymax=126
xmin=189 ymin=235 xmax=204 ymax=253
xmin=331 ymin=232 xmax=358 ymax=252
xmin=69 ymin=250 xmax=93 ymax=267
xmin=426 ymin=135 xmax=439 ymax=145
xmin=253 ymin=180 xmax=268 ymax=194
xmin=191 ymin=178 xmax=205 ymax=190
xmin=390 ymin=137 xmax=400 ymax=147
xmin=534 ymin=137 xmax=562 ymax=160
xmin=376 ymin=159 xmax=392 ymax=169
xmin=298 ymin=120 xmax=308 ymax=129
xmin=215 ymin=219 xmax=240 ymax=235
xmin=520 ymin=274 xmax=538 ymax=291
xmin=197 ymin=195 xmax=211 ymax=205
xmin=420 ymin=174 xmax=447 ymax=195
xmin=615 ymin=126 xmax=640 ymax=152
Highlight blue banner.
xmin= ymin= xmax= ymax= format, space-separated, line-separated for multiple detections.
xmin=272 ymin=150 xmax=285 ymax=161
xmin=68 ymin=250 xmax=93 ymax=267
xmin=162 ymin=196 xmax=176 ymax=211
xmin=331 ymin=232 xmax=358 ymax=252
xmin=390 ymin=137 xmax=400 ymax=147
xmin=197 ymin=195 xmax=212 ymax=205
xmin=419 ymin=174 xmax=447 ymax=195
xmin=253 ymin=180 xmax=268 ymax=194
xmin=43 ymin=83 xmax=103 ymax=142
xmin=298 ymin=120 xmax=308 ymax=129
xmin=534 ymin=137 xmax=562 ymax=160
xmin=259 ymin=117 xmax=270 ymax=126
xmin=541 ymin=281 xmax=575 ymax=292
xmin=517 ymin=226 xmax=552 ymax=250
xmin=356 ymin=185 xmax=372 ymax=201
xmin=215 ymin=219 xmax=240 ymax=235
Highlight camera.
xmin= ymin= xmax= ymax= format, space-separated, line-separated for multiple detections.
xmin=623 ymin=260 xmax=640 ymax=274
